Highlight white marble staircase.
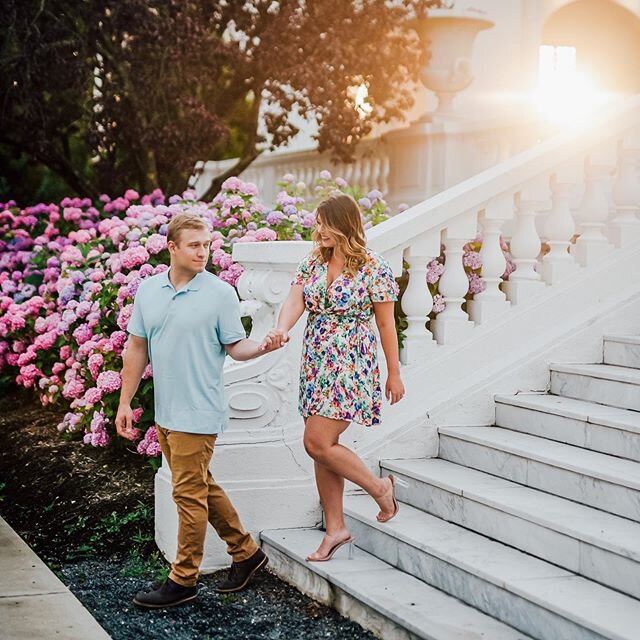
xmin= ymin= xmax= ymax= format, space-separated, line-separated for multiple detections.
xmin=262 ymin=334 xmax=640 ymax=640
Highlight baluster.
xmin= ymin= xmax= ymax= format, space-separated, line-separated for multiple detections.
xmin=344 ymin=163 xmax=354 ymax=186
xmin=380 ymin=153 xmax=390 ymax=196
xmin=360 ymin=157 xmax=371 ymax=192
xmin=370 ymin=157 xmax=381 ymax=191
xmin=610 ymin=142 xmax=640 ymax=247
xmin=352 ymin=161 xmax=363 ymax=190
xmin=431 ymin=212 xmax=477 ymax=345
xmin=468 ymin=194 xmax=513 ymax=324
xmin=573 ymin=148 xmax=615 ymax=265
xmin=400 ymin=233 xmax=440 ymax=364
xmin=261 ymin=165 xmax=276 ymax=208
xmin=503 ymin=184 xmax=547 ymax=305
xmin=540 ymin=171 xmax=579 ymax=285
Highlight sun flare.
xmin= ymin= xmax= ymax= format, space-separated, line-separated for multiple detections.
xmin=535 ymin=45 xmax=609 ymax=125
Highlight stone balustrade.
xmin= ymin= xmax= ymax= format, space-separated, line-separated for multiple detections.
xmin=226 ymin=97 xmax=640 ymax=433
xmin=364 ymin=97 xmax=640 ymax=361
xmin=190 ymin=115 xmax=540 ymax=209
xmin=191 ymin=138 xmax=390 ymax=206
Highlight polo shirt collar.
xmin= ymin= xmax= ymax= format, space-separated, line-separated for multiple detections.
xmin=161 ymin=269 xmax=204 ymax=292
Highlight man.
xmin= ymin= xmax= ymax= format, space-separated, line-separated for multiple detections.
xmin=116 ymin=212 xmax=283 ymax=608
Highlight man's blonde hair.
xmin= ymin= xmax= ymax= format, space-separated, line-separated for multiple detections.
xmin=166 ymin=213 xmax=210 ymax=244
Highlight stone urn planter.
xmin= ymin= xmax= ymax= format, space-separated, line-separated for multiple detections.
xmin=413 ymin=8 xmax=494 ymax=118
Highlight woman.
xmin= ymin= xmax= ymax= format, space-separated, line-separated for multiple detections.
xmin=275 ymin=193 xmax=405 ymax=562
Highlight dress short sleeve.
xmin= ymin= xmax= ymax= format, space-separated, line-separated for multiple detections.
xmin=368 ymin=253 xmax=399 ymax=303
xmin=292 ymin=253 xmax=314 ymax=286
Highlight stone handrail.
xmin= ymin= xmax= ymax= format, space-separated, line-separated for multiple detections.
xmin=372 ymin=96 xmax=640 ymax=351
xmin=367 ymin=97 xmax=640 ymax=260
xmin=225 ymin=96 xmax=640 ymax=434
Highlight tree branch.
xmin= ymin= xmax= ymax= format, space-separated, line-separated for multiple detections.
xmin=0 ymin=133 xmax=98 ymax=200
xmin=200 ymin=82 xmax=264 ymax=201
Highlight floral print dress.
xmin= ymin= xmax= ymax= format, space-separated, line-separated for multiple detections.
xmin=292 ymin=249 xmax=399 ymax=427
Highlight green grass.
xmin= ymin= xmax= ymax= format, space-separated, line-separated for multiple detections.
xmin=119 ymin=550 xmax=169 ymax=581
xmin=64 ymin=500 xmax=156 ymax=561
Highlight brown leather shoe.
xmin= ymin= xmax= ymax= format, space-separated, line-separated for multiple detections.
xmin=133 ymin=577 xmax=197 ymax=608
xmin=215 ymin=548 xmax=268 ymax=593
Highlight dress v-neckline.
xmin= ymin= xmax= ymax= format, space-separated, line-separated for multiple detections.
xmin=325 ymin=262 xmax=345 ymax=291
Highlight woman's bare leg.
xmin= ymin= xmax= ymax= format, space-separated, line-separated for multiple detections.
xmin=303 ymin=415 xmax=396 ymax=559
xmin=306 ymin=460 xmax=353 ymax=559
xmin=314 ymin=460 xmax=345 ymax=531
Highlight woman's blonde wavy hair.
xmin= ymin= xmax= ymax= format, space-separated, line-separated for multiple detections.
xmin=312 ymin=193 xmax=368 ymax=276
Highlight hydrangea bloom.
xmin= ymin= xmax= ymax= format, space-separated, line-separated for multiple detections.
xmin=121 ymin=245 xmax=150 ymax=270
xmin=145 ymin=233 xmax=167 ymax=255
xmin=83 ymin=411 xmax=111 ymax=447
xmin=463 ymin=250 xmax=482 ymax=270
xmin=137 ymin=425 xmax=161 ymax=456
xmin=96 ymin=370 xmax=122 ymax=393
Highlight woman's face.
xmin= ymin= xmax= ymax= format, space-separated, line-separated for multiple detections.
xmin=316 ymin=217 xmax=337 ymax=248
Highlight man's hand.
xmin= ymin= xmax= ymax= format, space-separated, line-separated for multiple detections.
xmin=259 ymin=329 xmax=289 ymax=353
xmin=115 ymin=403 xmax=138 ymax=440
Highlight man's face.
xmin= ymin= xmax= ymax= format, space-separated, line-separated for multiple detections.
xmin=168 ymin=227 xmax=211 ymax=274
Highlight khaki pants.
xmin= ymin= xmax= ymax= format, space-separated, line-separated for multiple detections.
xmin=156 ymin=426 xmax=258 ymax=587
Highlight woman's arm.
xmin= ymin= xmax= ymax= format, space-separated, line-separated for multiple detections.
xmin=275 ymin=284 xmax=306 ymax=342
xmin=373 ymin=301 xmax=404 ymax=405
xmin=225 ymin=285 xmax=305 ymax=359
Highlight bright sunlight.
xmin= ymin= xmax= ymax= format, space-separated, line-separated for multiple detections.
xmin=535 ymin=44 xmax=609 ymax=125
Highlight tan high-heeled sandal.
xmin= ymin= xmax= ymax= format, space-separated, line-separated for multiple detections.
xmin=376 ymin=474 xmax=400 ymax=523
xmin=306 ymin=536 xmax=355 ymax=562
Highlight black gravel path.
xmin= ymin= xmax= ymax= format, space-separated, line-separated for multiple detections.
xmin=61 ymin=557 xmax=375 ymax=640
xmin=0 ymin=389 xmax=375 ymax=640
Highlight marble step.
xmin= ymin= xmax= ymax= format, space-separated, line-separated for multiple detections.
xmin=604 ymin=335 xmax=640 ymax=369
xmin=380 ymin=458 xmax=640 ymax=598
xmin=550 ymin=363 xmax=640 ymax=411
xmin=261 ymin=528 xmax=531 ymax=640
xmin=344 ymin=494 xmax=640 ymax=640
xmin=494 ymin=393 xmax=640 ymax=461
xmin=438 ymin=426 xmax=640 ymax=521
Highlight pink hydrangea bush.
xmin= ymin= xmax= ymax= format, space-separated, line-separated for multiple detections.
xmin=0 ymin=173 xmax=513 ymax=461
xmin=0 ymin=174 xmax=396 ymax=459
xmin=0 ymin=189 xmax=173 ymax=458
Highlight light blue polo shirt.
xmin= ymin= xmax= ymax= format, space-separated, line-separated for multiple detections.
xmin=127 ymin=269 xmax=247 ymax=434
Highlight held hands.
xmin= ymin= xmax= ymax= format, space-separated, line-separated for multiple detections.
xmin=385 ymin=372 xmax=405 ymax=405
xmin=115 ymin=403 xmax=138 ymax=441
xmin=259 ymin=328 xmax=290 ymax=353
